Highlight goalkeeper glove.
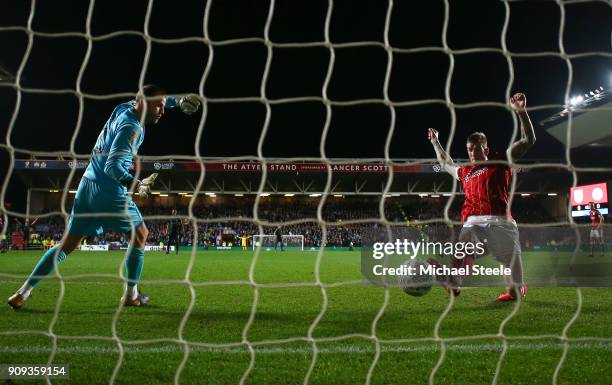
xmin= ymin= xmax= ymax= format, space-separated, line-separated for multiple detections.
xmin=136 ymin=173 xmax=158 ymax=198
xmin=178 ymin=95 xmax=201 ymax=115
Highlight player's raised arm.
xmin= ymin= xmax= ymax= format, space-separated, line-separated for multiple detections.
xmin=508 ymin=93 xmax=536 ymax=160
xmin=428 ymin=128 xmax=459 ymax=180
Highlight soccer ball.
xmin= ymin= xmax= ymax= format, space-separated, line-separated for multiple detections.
xmin=398 ymin=259 xmax=434 ymax=297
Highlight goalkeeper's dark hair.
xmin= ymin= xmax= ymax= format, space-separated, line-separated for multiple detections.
xmin=467 ymin=132 xmax=487 ymax=147
xmin=138 ymin=84 xmax=166 ymax=100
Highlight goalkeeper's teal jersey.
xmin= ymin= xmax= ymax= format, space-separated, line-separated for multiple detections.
xmin=83 ymin=101 xmax=143 ymax=190
xmin=83 ymin=98 xmax=176 ymax=191
xmin=67 ymin=97 xmax=177 ymax=236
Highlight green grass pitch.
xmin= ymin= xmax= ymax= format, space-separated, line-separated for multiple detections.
xmin=1 ymin=249 xmax=612 ymax=385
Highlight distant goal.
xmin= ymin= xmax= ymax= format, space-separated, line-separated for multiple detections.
xmin=253 ymin=235 xmax=304 ymax=251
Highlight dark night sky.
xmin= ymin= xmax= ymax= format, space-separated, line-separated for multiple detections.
xmin=0 ymin=0 xmax=611 ymax=187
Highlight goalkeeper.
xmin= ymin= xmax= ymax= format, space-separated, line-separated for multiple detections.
xmin=7 ymin=85 xmax=200 ymax=310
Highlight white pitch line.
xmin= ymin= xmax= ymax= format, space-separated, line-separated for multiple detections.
xmin=0 ymin=342 xmax=611 ymax=355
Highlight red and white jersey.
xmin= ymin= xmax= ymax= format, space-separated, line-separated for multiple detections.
xmin=590 ymin=209 xmax=603 ymax=229
xmin=457 ymin=152 xmax=512 ymax=223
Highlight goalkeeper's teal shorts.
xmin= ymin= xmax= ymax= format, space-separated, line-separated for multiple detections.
xmin=66 ymin=177 xmax=144 ymax=236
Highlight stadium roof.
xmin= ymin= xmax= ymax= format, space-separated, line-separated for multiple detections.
xmin=542 ymin=86 xmax=612 ymax=148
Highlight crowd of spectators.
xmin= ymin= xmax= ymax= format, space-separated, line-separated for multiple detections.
xmin=2 ymin=196 xmax=597 ymax=249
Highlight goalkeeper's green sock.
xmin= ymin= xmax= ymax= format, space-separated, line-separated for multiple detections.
xmin=125 ymin=247 xmax=144 ymax=299
xmin=20 ymin=246 xmax=67 ymax=298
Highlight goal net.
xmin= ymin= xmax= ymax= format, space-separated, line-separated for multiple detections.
xmin=253 ymin=234 xmax=304 ymax=251
xmin=1 ymin=0 xmax=611 ymax=384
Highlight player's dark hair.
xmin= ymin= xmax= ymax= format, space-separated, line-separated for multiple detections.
xmin=139 ymin=84 xmax=166 ymax=99
xmin=467 ymin=132 xmax=487 ymax=147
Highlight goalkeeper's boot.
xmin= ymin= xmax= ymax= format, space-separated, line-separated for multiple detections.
xmin=7 ymin=292 xmax=26 ymax=311
xmin=121 ymin=292 xmax=150 ymax=307
xmin=496 ymin=286 xmax=527 ymax=302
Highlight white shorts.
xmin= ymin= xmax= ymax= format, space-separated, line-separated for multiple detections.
xmin=590 ymin=229 xmax=603 ymax=239
xmin=460 ymin=215 xmax=521 ymax=263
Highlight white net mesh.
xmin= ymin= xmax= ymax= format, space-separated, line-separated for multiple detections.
xmin=1 ymin=0 xmax=612 ymax=384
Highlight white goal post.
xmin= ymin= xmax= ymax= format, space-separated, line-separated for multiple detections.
xmin=253 ymin=235 xmax=304 ymax=251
